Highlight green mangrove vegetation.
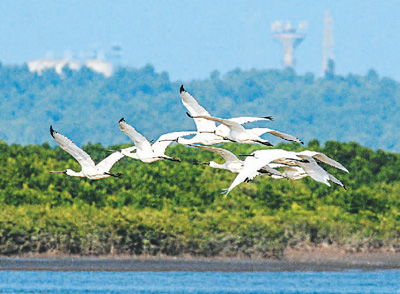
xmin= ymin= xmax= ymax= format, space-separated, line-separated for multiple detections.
xmin=0 ymin=140 xmax=399 ymax=257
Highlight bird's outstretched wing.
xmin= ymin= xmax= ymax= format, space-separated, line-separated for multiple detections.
xmin=189 ymin=144 xmax=241 ymax=164
xmin=224 ymin=151 xmax=285 ymax=194
xmin=328 ymin=173 xmax=346 ymax=189
xmin=152 ymin=131 xmax=196 ymax=156
xmin=189 ymin=114 xmax=245 ymax=133
xmin=180 ymin=85 xmax=216 ymax=132
xmin=298 ymin=150 xmax=349 ymax=173
xmin=269 ymin=164 xmax=307 ymax=180
xmin=228 ymin=116 xmax=273 ymax=124
xmin=296 ymin=155 xmax=331 ymax=187
xmin=280 ymin=166 xmax=308 ymax=180
xmin=50 ymin=126 xmax=95 ymax=169
xmin=118 ymin=118 xmax=152 ymax=152
xmin=249 ymin=128 xmax=303 ymax=144
xmin=96 ymin=152 xmax=125 ymax=172
xmin=224 ymin=156 xmax=260 ymax=194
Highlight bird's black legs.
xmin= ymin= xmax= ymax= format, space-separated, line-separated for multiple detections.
xmin=104 ymin=172 xmax=123 ymax=178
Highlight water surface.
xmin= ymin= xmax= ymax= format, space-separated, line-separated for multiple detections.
xmin=1 ymin=270 xmax=399 ymax=293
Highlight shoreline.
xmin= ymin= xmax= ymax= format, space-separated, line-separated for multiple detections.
xmin=1 ymin=249 xmax=399 ymax=272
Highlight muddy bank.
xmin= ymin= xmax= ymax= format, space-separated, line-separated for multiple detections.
xmin=1 ymin=249 xmax=399 ymax=272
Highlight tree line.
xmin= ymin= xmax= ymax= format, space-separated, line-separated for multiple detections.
xmin=0 ymin=140 xmax=399 ymax=256
xmin=0 ymin=64 xmax=399 ymax=151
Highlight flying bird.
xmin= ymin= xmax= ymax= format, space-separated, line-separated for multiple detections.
xmin=297 ymin=150 xmax=349 ymax=172
xmin=224 ymin=149 xmax=298 ymax=194
xmin=179 ymin=85 xmax=273 ymax=145
xmin=190 ymin=144 xmax=284 ymax=186
xmin=190 ymin=144 xmax=244 ymax=173
xmin=118 ymin=118 xmax=196 ymax=163
xmin=186 ymin=112 xmax=274 ymax=146
xmin=224 ymin=149 xmax=346 ymax=194
xmin=49 ymin=126 xmax=129 ymax=179
xmin=288 ymin=154 xmax=346 ymax=189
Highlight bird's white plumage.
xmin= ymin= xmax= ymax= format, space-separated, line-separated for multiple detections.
xmin=297 ymin=150 xmax=349 ymax=172
xmin=190 ymin=114 xmax=273 ymax=145
xmin=48 ymin=84 xmax=348 ymax=190
xmin=192 ymin=145 xmax=240 ymax=164
xmin=152 ymin=131 xmax=197 ymax=156
xmin=180 ymin=87 xmax=216 ymax=132
xmin=249 ymin=127 xmax=303 ymax=144
xmin=95 ymin=150 xmax=126 ymax=173
xmin=224 ymin=149 xmax=293 ymax=194
xmin=224 ymin=149 xmax=346 ymax=194
xmin=52 ymin=129 xmax=96 ymax=168
xmin=180 ymin=86 xmax=275 ymax=145
xmin=269 ymin=164 xmax=308 ymax=180
xmin=119 ymin=118 xmax=195 ymax=163
xmin=227 ymin=116 xmax=273 ymax=125
xmin=190 ymin=144 xmax=244 ymax=173
xmin=295 ymin=155 xmax=333 ymax=186
xmin=119 ymin=119 xmax=153 ymax=153
xmin=50 ymin=126 xmax=124 ymax=180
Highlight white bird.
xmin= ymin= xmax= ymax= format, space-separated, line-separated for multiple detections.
xmin=186 ymin=113 xmax=275 ymax=146
xmin=269 ymin=162 xmax=346 ymax=189
xmin=292 ymin=154 xmax=346 ymax=189
xmin=190 ymin=144 xmax=284 ymax=181
xmin=118 ymin=118 xmax=196 ymax=163
xmin=49 ymin=126 xmax=129 ymax=180
xmin=179 ymin=85 xmax=273 ymax=145
xmin=224 ymin=149 xmax=346 ymax=194
xmin=224 ymin=149 xmax=299 ymax=194
xmin=190 ymin=144 xmax=244 ymax=173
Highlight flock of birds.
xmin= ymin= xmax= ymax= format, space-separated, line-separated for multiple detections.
xmin=50 ymin=85 xmax=349 ymax=195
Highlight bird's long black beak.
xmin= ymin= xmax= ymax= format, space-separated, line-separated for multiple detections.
xmin=168 ymin=157 xmax=181 ymax=162
xmin=158 ymin=138 xmax=178 ymax=143
xmin=191 ymin=161 xmax=209 ymax=165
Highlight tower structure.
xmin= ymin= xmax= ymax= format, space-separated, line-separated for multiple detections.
xmin=271 ymin=21 xmax=307 ymax=68
xmin=322 ymin=11 xmax=334 ymax=75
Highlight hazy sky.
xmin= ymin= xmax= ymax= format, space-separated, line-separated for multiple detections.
xmin=0 ymin=0 xmax=399 ymax=81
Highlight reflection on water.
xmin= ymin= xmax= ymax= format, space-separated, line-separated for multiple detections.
xmin=0 ymin=270 xmax=399 ymax=293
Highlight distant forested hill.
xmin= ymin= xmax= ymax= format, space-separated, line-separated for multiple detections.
xmin=1 ymin=64 xmax=399 ymax=151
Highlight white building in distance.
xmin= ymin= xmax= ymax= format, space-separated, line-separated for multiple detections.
xmin=27 ymin=57 xmax=113 ymax=77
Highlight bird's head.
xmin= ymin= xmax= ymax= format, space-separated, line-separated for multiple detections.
xmin=65 ymin=169 xmax=77 ymax=176
xmin=209 ymin=161 xmax=222 ymax=168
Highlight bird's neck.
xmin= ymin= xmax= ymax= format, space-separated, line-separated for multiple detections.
xmin=209 ymin=161 xmax=226 ymax=170
xmin=177 ymin=137 xmax=192 ymax=144
xmin=66 ymin=169 xmax=85 ymax=177
xmin=121 ymin=149 xmax=139 ymax=159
